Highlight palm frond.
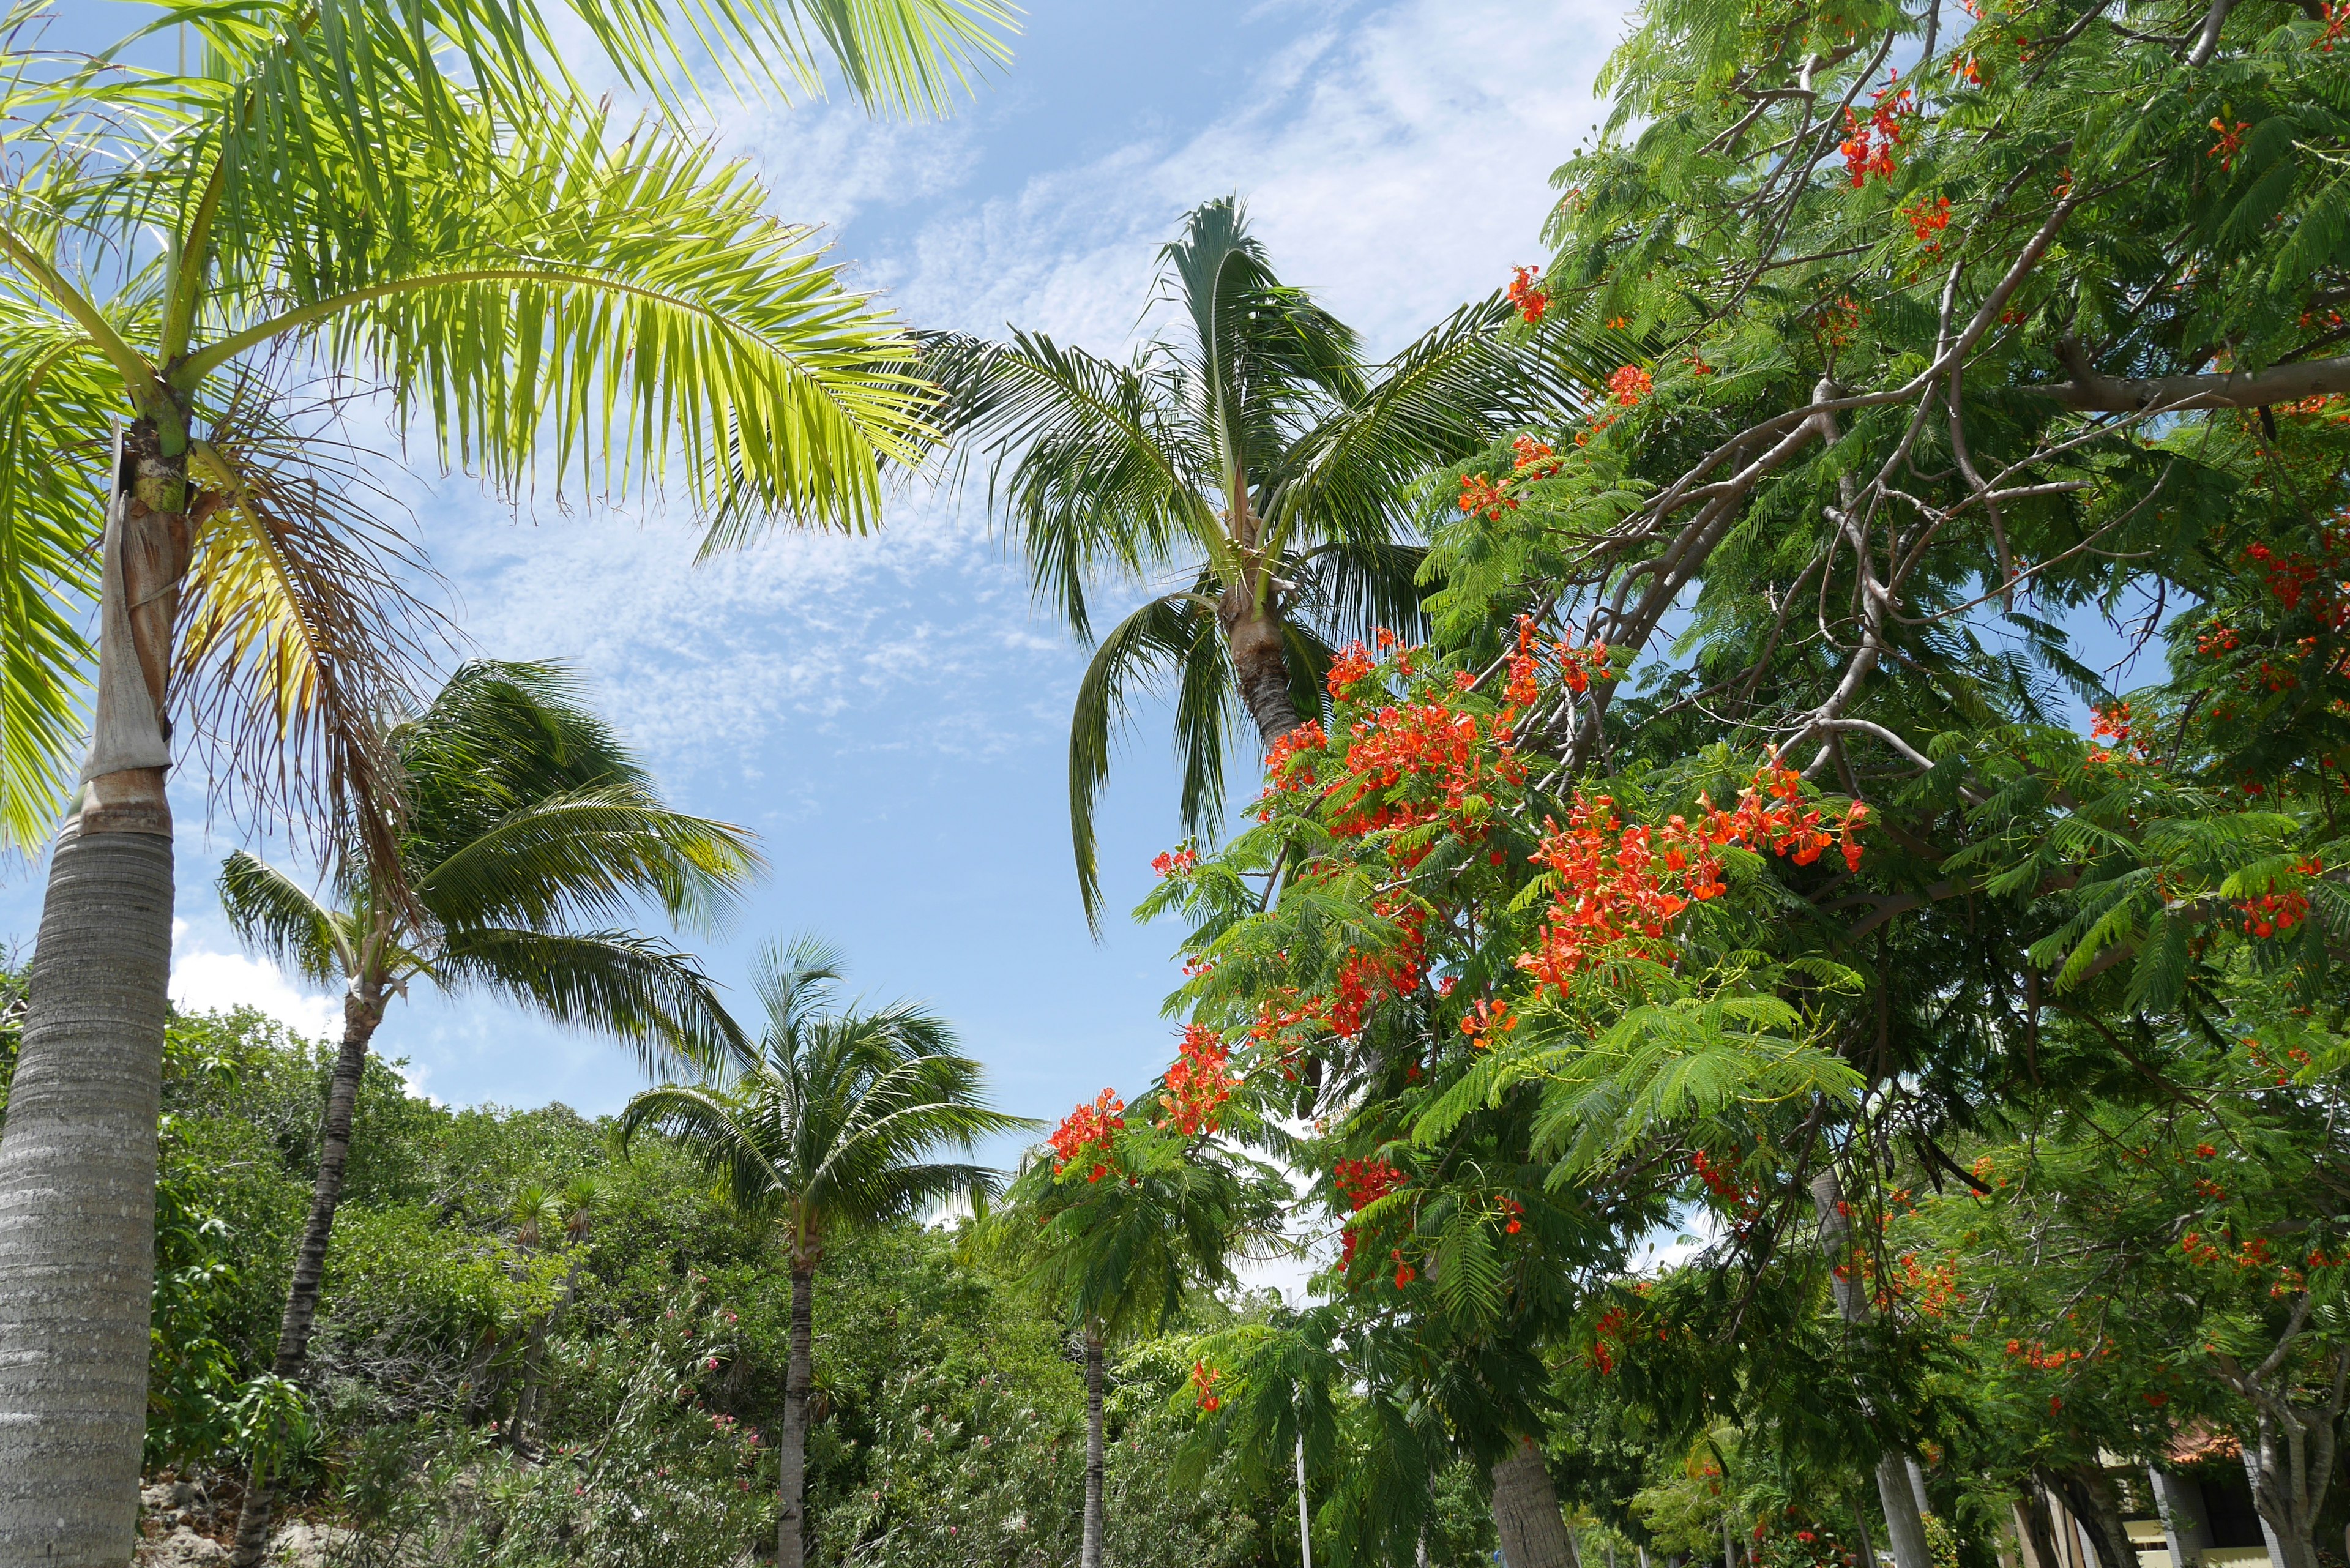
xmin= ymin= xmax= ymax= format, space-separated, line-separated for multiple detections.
xmin=435 ymin=926 xmax=749 ymax=1075
xmin=414 ymin=784 xmax=761 ymax=935
xmin=1066 ymin=592 xmax=1220 ymax=930
xmin=217 ymin=850 xmax=346 ymax=985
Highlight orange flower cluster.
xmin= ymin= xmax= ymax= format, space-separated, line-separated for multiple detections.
xmin=1513 ymin=766 xmax=1868 ymax=997
xmin=1188 ymin=1359 xmax=1222 ymax=1412
xmin=1902 ymin=195 xmax=1952 ymax=249
xmin=1159 ymin=1023 xmax=1239 ymax=1135
xmin=1458 ymin=996 xmax=1518 ymax=1045
xmin=1885 ymin=1252 xmax=1967 ymax=1318
xmin=1840 ymin=78 xmax=1911 ymax=186
xmin=2209 ymin=118 xmax=2250 ymax=173
xmin=2236 ymin=889 xmax=2310 ymax=938
xmin=1334 ymin=1155 xmax=1408 ymax=1273
xmin=1508 ymin=264 xmax=1549 ymax=324
xmin=1587 ymin=1304 xmax=1630 ymax=1374
xmin=1496 ymin=1195 xmax=1524 ymax=1234
xmin=1151 ymin=846 xmax=1199 ymax=878
xmin=1607 ymin=364 xmax=1654 ymax=406
xmin=1458 ymin=472 xmax=1515 ymax=521
xmin=1049 ymin=1089 xmax=1125 ymax=1181
xmin=2004 ymin=1339 xmax=2083 ymax=1370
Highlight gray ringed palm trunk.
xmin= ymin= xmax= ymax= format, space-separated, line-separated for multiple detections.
xmin=1809 ymin=1171 xmax=1934 ymax=1568
xmin=1491 ymin=1434 xmax=1577 ymax=1568
xmin=780 ymin=1261 xmax=815 ymax=1568
xmin=229 ymin=982 xmax=387 ymax=1567
xmin=0 ymin=827 xmax=176 ymax=1566
xmin=0 ymin=424 xmax=188 ymax=1564
xmin=1221 ymin=587 xmax=1300 ymax=750
xmin=1081 ymin=1326 xmax=1107 ymax=1568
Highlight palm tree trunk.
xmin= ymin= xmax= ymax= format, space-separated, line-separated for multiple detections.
xmin=230 ymin=980 xmax=387 ymax=1567
xmin=1808 ymin=1171 xmax=1933 ymax=1568
xmin=1082 ymin=1326 xmax=1108 ymax=1568
xmin=1492 ymin=1435 xmax=1575 ymax=1568
xmin=513 ymin=1253 xmax=586 ymax=1452
xmin=778 ymin=1262 xmax=815 ymax=1568
xmin=0 ymin=425 xmax=186 ymax=1565
xmin=1220 ymin=583 xmax=1300 ymax=747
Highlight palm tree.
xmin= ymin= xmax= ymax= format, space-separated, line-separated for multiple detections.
xmin=617 ymin=938 xmax=1032 ymax=1568
xmin=982 ymin=1117 xmax=1289 ymax=1568
xmin=922 ymin=195 xmax=1586 ymax=924
xmin=509 ymin=1173 xmax=603 ymax=1453
xmin=215 ymin=659 xmax=756 ymax=1561
xmin=0 ymin=2 xmax=1007 ymax=1554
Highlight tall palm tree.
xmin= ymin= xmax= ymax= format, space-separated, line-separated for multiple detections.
xmin=0 ymin=2 xmax=1007 ymax=1555
xmin=216 ymin=659 xmax=756 ymax=1561
xmin=617 ymin=938 xmax=1032 ymax=1568
xmin=509 ymin=1173 xmax=603 ymax=1453
xmin=922 ymin=195 xmax=1587 ymax=924
xmin=982 ymin=1124 xmax=1289 ymax=1568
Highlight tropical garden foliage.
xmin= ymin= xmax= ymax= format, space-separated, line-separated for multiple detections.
xmin=0 ymin=0 xmax=2348 ymax=1562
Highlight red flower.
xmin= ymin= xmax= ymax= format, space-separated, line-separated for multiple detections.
xmin=1507 ymin=265 xmax=1549 ymax=324
xmin=1606 ymin=364 xmax=1654 ymax=406
xmin=1049 ymin=1089 xmax=1125 ymax=1176
xmin=2209 ymin=118 xmax=2250 ymax=173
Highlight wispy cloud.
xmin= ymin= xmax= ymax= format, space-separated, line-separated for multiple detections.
xmin=885 ymin=0 xmax=1628 ymax=351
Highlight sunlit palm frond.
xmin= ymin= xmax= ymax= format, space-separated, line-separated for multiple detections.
xmin=921 ymin=327 xmax=1215 ymax=636
xmin=177 ymin=393 xmax=444 ymax=889
xmin=435 ymin=925 xmax=748 ymax=1076
xmin=217 ymin=849 xmax=346 ymax=985
xmin=0 ymin=282 xmax=109 ymax=846
xmin=169 ymin=100 xmax=929 ymax=542
xmin=414 ymin=785 xmax=761 ymax=936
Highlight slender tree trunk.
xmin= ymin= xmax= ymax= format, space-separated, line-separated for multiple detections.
xmin=230 ymin=982 xmax=387 ymax=1566
xmin=1492 ymin=1435 xmax=1575 ymax=1568
xmin=1083 ymin=1327 xmax=1108 ymax=1568
xmin=779 ymin=1262 xmax=816 ymax=1568
xmin=512 ymin=1252 xmax=586 ymax=1452
xmin=1809 ymin=1172 xmax=1933 ymax=1568
xmin=1849 ymin=1490 xmax=1877 ymax=1568
xmin=1220 ymin=582 xmax=1300 ymax=747
xmin=0 ymin=424 xmax=186 ymax=1564
xmin=2013 ymin=1491 xmax=2062 ymax=1568
xmin=2039 ymin=1466 xmax=2135 ymax=1568
xmin=2244 ymin=1408 xmax=2333 ymax=1568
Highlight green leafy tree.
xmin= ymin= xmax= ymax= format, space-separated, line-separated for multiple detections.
xmin=0 ymin=0 xmax=1010 ymax=1554
xmin=215 ymin=658 xmax=755 ymax=1560
xmin=985 ymin=1072 xmax=1289 ymax=1568
xmin=618 ymin=938 xmax=1032 ymax=1568
xmin=923 ymin=194 xmax=1587 ymax=923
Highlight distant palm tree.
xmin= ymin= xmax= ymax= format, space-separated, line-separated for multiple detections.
xmin=508 ymin=1173 xmax=603 ymax=1452
xmin=217 ymin=660 xmax=756 ymax=1562
xmin=923 ymin=195 xmax=1586 ymax=923
xmin=982 ymin=1124 xmax=1289 ymax=1568
xmin=618 ymin=938 xmax=1033 ymax=1568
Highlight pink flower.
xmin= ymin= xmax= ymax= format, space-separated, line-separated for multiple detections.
xmin=706 ymin=1357 xmax=719 ymax=1371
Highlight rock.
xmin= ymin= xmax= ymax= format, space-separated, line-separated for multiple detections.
xmin=136 ymin=1526 xmax=227 ymax=1567
xmin=266 ymin=1520 xmax=355 ymax=1568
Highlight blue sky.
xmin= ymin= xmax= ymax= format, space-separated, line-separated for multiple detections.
xmin=10 ymin=0 xmax=1637 ymax=1156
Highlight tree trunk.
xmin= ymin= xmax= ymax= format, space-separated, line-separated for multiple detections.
xmin=0 ymin=425 xmax=185 ymax=1566
xmin=512 ymin=1253 xmax=586 ymax=1452
xmin=1492 ymin=1435 xmax=1575 ymax=1568
xmin=2013 ymin=1491 xmax=2062 ymax=1568
xmin=229 ymin=984 xmax=387 ymax=1566
xmin=1083 ymin=1327 xmax=1107 ymax=1568
xmin=1809 ymin=1171 xmax=1933 ymax=1568
xmin=2243 ymin=1414 xmax=2330 ymax=1568
xmin=778 ymin=1263 xmax=815 ymax=1568
xmin=2040 ymin=1466 xmax=2135 ymax=1568
xmin=1219 ymin=584 xmax=1300 ymax=747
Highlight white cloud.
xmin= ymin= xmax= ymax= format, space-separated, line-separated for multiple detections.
xmin=887 ymin=0 xmax=1630 ymax=353
xmin=169 ymin=941 xmax=342 ymax=1041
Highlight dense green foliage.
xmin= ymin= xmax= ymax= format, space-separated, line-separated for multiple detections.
xmin=0 ymin=1001 xmax=1498 ymax=1566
